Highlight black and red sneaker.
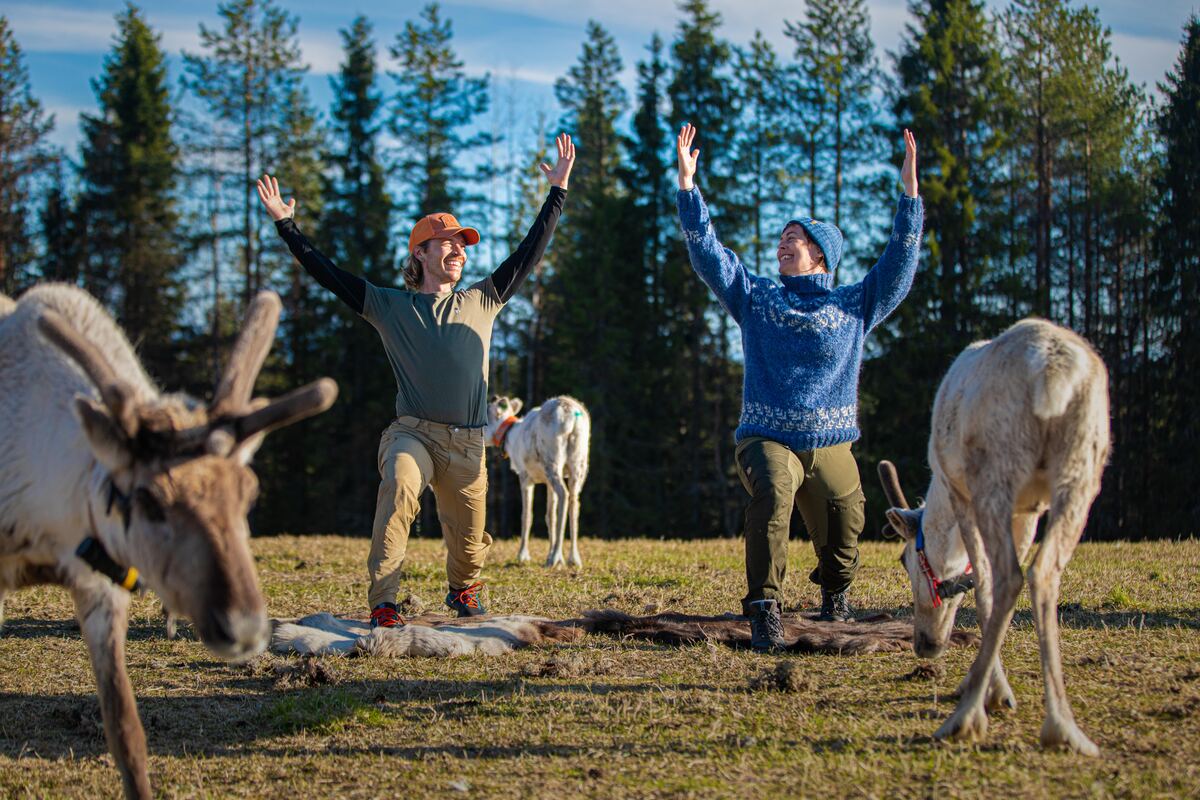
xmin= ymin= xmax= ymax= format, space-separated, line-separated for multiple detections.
xmin=370 ymin=603 xmax=404 ymax=628
xmin=445 ymin=582 xmax=487 ymax=617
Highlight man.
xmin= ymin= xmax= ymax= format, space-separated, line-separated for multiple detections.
xmin=675 ymin=123 xmax=923 ymax=651
xmin=257 ymin=134 xmax=575 ymax=625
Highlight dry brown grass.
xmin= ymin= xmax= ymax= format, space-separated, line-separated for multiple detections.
xmin=2 ymin=535 xmax=1198 ymax=798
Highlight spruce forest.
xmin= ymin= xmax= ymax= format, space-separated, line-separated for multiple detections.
xmin=2 ymin=0 xmax=1197 ymax=541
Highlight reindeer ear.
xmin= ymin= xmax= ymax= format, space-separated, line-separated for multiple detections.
xmin=885 ymin=508 xmax=921 ymax=542
xmin=510 ymin=398 xmax=523 ymax=415
xmin=74 ymin=396 xmax=133 ymax=472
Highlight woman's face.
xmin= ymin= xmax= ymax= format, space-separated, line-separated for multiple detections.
xmin=417 ymin=233 xmax=469 ymax=286
xmin=777 ymin=223 xmax=826 ymax=276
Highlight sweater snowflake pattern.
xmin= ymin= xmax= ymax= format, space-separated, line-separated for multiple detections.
xmin=677 ymin=187 xmax=924 ymax=452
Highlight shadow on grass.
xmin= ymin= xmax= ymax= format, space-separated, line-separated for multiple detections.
xmin=0 ymin=617 xmax=174 ymax=642
xmin=0 ymin=676 xmax=724 ymax=761
xmin=950 ymin=604 xmax=1200 ymax=631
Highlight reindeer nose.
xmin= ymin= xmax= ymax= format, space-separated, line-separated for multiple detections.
xmin=203 ymin=608 xmax=269 ymax=662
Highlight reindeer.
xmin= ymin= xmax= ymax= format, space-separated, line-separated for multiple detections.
xmin=879 ymin=318 xmax=1109 ymax=755
xmin=0 ymin=284 xmax=336 ymax=798
xmin=485 ymin=395 xmax=590 ymax=567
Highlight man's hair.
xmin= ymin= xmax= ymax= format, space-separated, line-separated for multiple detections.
xmin=402 ymin=250 xmax=423 ymax=291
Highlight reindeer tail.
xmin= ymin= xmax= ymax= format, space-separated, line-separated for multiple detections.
xmin=556 ymin=396 xmax=591 ymax=484
xmin=1027 ymin=333 xmax=1093 ymax=420
xmin=0 ymin=293 xmax=15 ymax=319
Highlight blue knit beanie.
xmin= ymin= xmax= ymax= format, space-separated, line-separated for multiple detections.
xmin=786 ymin=218 xmax=844 ymax=273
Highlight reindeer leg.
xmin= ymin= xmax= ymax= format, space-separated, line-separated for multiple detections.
xmin=517 ymin=481 xmax=534 ymax=564
xmin=72 ymin=583 xmax=151 ymax=800
xmin=1029 ymin=486 xmax=1099 ymax=756
xmin=544 ymin=482 xmax=563 ymax=568
xmin=936 ymin=490 xmax=1022 ymax=745
xmin=0 ymin=591 xmax=6 ymax=635
xmin=567 ymin=482 xmax=582 ymax=568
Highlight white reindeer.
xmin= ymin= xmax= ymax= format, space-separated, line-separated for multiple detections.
xmin=485 ymin=395 xmax=590 ymax=568
xmin=0 ymin=284 xmax=336 ymax=799
xmin=879 ymin=317 xmax=1109 ymax=755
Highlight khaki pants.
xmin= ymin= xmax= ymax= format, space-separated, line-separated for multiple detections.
xmin=734 ymin=437 xmax=866 ymax=614
xmin=367 ymin=416 xmax=492 ymax=608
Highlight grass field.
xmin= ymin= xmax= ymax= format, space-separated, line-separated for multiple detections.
xmin=1 ymin=534 xmax=1198 ymax=799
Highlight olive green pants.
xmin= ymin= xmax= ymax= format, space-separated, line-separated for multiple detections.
xmin=734 ymin=437 xmax=866 ymax=614
xmin=367 ymin=416 xmax=492 ymax=609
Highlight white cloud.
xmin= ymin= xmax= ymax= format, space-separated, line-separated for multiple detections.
xmin=1110 ymin=31 xmax=1184 ymax=92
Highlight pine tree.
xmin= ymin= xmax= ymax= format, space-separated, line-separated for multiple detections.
xmin=784 ymin=0 xmax=881 ymax=280
xmin=0 ymin=16 xmax=54 ymax=293
xmin=666 ymin=0 xmax=744 ymax=535
xmin=545 ymin=20 xmax=640 ymax=535
xmin=75 ymin=3 xmax=183 ymax=380
xmin=389 ymin=2 xmax=490 ymax=220
xmin=732 ymin=31 xmax=789 ymax=275
xmin=626 ymin=34 xmax=672 ymax=316
xmin=182 ymin=0 xmax=306 ymax=308
xmin=859 ymin=0 xmax=1010 ymax=507
xmin=319 ymin=15 xmax=397 ymax=534
xmin=39 ymin=155 xmax=80 ymax=283
xmin=1153 ymin=14 xmax=1200 ymax=533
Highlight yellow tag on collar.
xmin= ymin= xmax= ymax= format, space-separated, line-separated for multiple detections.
xmin=120 ymin=567 xmax=140 ymax=592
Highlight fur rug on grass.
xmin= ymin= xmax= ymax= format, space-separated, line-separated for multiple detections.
xmin=580 ymin=610 xmax=979 ymax=655
xmin=271 ymin=609 xmax=977 ymax=658
xmin=270 ymin=613 xmax=583 ymax=657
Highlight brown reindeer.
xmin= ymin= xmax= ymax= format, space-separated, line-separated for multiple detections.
xmin=0 ymin=284 xmax=336 ymax=798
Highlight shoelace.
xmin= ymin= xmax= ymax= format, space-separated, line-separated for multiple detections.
xmin=371 ymin=606 xmax=404 ymax=626
xmin=754 ymin=605 xmax=785 ymax=642
xmin=449 ymin=582 xmax=483 ymax=609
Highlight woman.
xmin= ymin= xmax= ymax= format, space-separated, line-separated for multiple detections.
xmin=675 ymin=123 xmax=922 ymax=651
xmin=257 ymin=134 xmax=575 ymax=625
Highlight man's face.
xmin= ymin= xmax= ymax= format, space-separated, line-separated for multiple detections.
xmin=777 ymin=223 xmax=826 ymax=276
xmin=419 ymin=233 xmax=469 ymax=286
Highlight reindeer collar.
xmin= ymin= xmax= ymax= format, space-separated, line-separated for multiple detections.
xmin=107 ymin=477 xmax=132 ymax=531
xmin=915 ymin=513 xmax=974 ymax=608
xmin=80 ymin=477 xmax=143 ymax=593
xmin=492 ymin=416 xmax=519 ymax=451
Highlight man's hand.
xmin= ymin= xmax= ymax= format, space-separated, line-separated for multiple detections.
xmin=901 ymin=129 xmax=918 ymax=198
xmin=255 ymin=173 xmax=296 ymax=221
xmin=677 ymin=123 xmax=699 ymax=191
xmin=538 ymin=133 xmax=576 ymax=190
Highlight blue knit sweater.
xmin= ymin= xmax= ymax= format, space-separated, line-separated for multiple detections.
xmin=677 ymin=188 xmax=924 ymax=452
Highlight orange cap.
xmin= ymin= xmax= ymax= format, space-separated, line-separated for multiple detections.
xmin=408 ymin=212 xmax=480 ymax=254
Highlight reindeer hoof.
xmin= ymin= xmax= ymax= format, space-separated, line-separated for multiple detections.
xmin=1041 ymin=718 xmax=1099 ymax=756
xmin=569 ymin=555 xmax=583 ymax=568
xmin=516 ymin=551 xmax=531 ymax=564
xmin=985 ymin=678 xmax=1017 ymax=714
xmin=935 ymin=703 xmax=988 ymax=743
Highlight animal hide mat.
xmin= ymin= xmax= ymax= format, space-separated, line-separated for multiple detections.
xmin=270 ymin=609 xmax=978 ymax=658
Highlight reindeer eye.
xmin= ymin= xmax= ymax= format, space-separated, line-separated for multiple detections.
xmin=135 ymin=488 xmax=166 ymax=523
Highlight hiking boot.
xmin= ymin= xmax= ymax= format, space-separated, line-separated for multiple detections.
xmin=747 ymin=599 xmax=786 ymax=652
xmin=370 ymin=603 xmax=404 ymax=629
xmin=445 ymin=582 xmax=487 ymax=617
xmin=818 ymin=590 xmax=853 ymax=622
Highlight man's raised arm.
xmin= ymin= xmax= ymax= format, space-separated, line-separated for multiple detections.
xmin=257 ymin=173 xmax=367 ymax=314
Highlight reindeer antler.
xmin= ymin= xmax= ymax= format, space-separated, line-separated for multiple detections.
xmin=38 ymin=310 xmax=139 ymax=438
xmin=878 ymin=460 xmax=910 ymax=539
xmin=212 ymin=291 xmax=282 ymax=415
xmin=878 ymin=460 xmax=910 ymax=510
xmin=232 ymin=378 xmax=338 ymax=442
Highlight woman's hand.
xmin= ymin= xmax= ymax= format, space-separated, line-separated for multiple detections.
xmin=255 ymin=174 xmax=296 ymax=221
xmin=677 ymin=123 xmax=699 ymax=191
xmin=901 ymin=129 xmax=918 ymax=198
xmin=538 ymin=133 xmax=576 ymax=190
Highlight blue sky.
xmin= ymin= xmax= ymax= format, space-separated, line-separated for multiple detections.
xmin=8 ymin=0 xmax=1197 ymax=154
